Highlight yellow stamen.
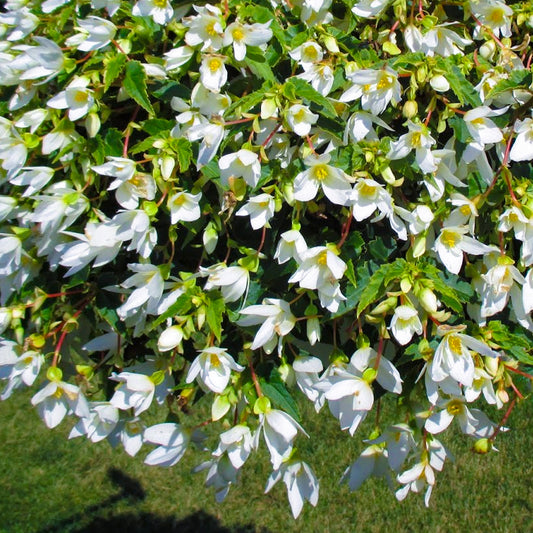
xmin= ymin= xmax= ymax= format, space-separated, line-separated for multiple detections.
xmin=448 ymin=335 xmax=463 ymax=355
xmin=441 ymin=229 xmax=459 ymax=248
xmin=313 ymin=164 xmax=329 ymax=181
xmin=446 ymin=399 xmax=464 ymax=416
xmin=208 ymin=58 xmax=222 ymax=72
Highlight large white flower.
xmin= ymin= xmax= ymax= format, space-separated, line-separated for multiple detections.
xmin=65 ymin=16 xmax=116 ymax=52
xmin=47 ymin=76 xmax=94 ymax=121
xmin=168 ymin=191 xmax=202 ymax=224
xmin=218 ymin=149 xmax=261 ymax=188
xmin=509 ymin=118 xmax=533 ymax=162
xmin=286 ymin=104 xmax=318 ymax=137
xmin=199 ymin=54 xmax=228 ymax=93
xmin=223 ymin=20 xmax=272 ymax=61
xmin=186 ymin=346 xmax=244 ymax=394
xmin=144 ymin=423 xmax=190 ymax=466
xmin=236 ymin=193 xmax=275 ymax=230
xmin=389 ymin=305 xmax=423 ymax=346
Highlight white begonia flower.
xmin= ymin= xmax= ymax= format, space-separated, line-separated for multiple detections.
xmin=423 ymin=24 xmax=472 ymax=57
xmin=286 ymin=104 xmax=318 ymax=137
xmin=340 ymin=66 xmax=401 ymax=116
xmin=47 ymin=76 xmax=94 ymax=122
xmin=341 ymin=444 xmax=390 ymax=491
xmin=14 ymin=108 xmax=49 ymax=132
xmin=0 ymin=6 xmax=39 ymax=42
xmin=289 ymin=41 xmax=323 ymax=68
xmin=265 ymin=459 xmax=319 ymax=519
xmin=479 ymin=255 xmax=525 ymax=317
xmin=1 ymin=349 xmax=44 ymax=400
xmin=509 ymin=118 xmax=533 ymax=162
xmin=445 ymin=192 xmax=479 ymax=235
xmin=523 ymin=269 xmax=533 ymax=314
xmin=0 ymin=197 xmax=16 ymax=222
xmin=66 ymin=16 xmax=116 ymax=52
xmin=0 ymin=235 xmax=22 ymax=277
xmin=69 ymin=402 xmax=119 ymax=443
xmin=187 ymin=122 xmax=225 ymax=168
xmin=344 ymin=111 xmax=393 ymax=143
xmin=293 ymin=153 xmax=352 ymax=206
xmin=462 ymin=105 xmax=507 ymax=162
xmin=429 ymin=325 xmax=500 ymax=389
xmin=288 ymin=246 xmax=347 ymax=312
xmin=350 ymin=178 xmax=393 ymax=221
xmin=31 ymin=379 xmax=90 ymax=429
xmin=424 ymin=148 xmax=466 ymax=202
xmin=144 ymin=423 xmax=191 ymax=466
xmin=117 ymin=263 xmax=165 ymax=319
xmin=165 ymin=45 xmax=195 ymax=72
xmin=183 ymin=4 xmax=225 ymax=52
xmin=157 ymin=325 xmax=184 ymax=352
xmin=352 ymin=0 xmax=391 ymax=18
xmin=195 ymin=455 xmax=240 ymax=502
xmin=213 ymin=424 xmax=254 ymax=469
xmin=274 ymin=229 xmax=308 ymax=264
xmin=367 ymin=424 xmax=417 ymax=471
xmin=256 ymin=407 xmax=308 ymax=469
xmin=203 ymin=264 xmax=250 ymax=303
xmin=434 ymin=225 xmax=494 ymax=275
xmin=298 ymin=64 xmax=335 ymax=96
xmin=168 ymin=191 xmax=202 ymax=224
xmin=472 ymin=0 xmax=513 ymax=39
xmin=223 ymin=20 xmax=272 ymax=61
xmin=390 ymin=305 xmax=423 ymax=346
xmin=219 ymin=149 xmax=261 ymax=188
xmin=132 ymin=0 xmax=174 ymax=25
xmin=350 ymin=346 xmax=403 ymax=394
xmin=186 ymin=346 xmax=244 ymax=394
xmin=14 ymin=36 xmax=65 ymax=83
xmin=110 ymin=362 xmax=173 ymax=416
xmin=236 ymin=193 xmax=275 ymax=230
xmin=108 ymin=417 xmax=145 ymax=457
xmin=387 ymin=121 xmax=437 ymax=174
xmin=92 ymin=157 xmax=156 ymax=210
xmin=9 ymin=166 xmax=54 ymax=197
xmin=238 ymin=298 xmax=296 ymax=354
xmin=425 ymin=396 xmax=496 ymax=438
xmin=396 ymin=438 xmax=450 ymax=507
xmin=293 ymin=355 xmax=325 ymax=412
xmin=199 ymin=54 xmax=228 ymax=93
xmin=464 ymin=366 xmax=501 ymax=407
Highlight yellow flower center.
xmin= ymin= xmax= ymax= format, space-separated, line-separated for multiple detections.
xmin=377 ymin=74 xmax=393 ymax=90
xmin=53 ymin=387 xmax=64 ymax=399
xmin=471 ymin=117 xmax=485 ymax=127
xmin=411 ymin=132 xmax=422 ymax=148
xmin=208 ymin=58 xmax=222 ymax=72
xmin=460 ymin=204 xmax=471 ymax=216
xmin=304 ymin=46 xmax=318 ymax=61
xmin=210 ymin=354 xmax=221 ymax=368
xmin=206 ymin=21 xmax=218 ymax=36
xmin=448 ymin=335 xmax=463 ymax=355
xmin=173 ymin=194 xmax=186 ymax=207
xmin=232 ymin=27 xmax=245 ymax=41
xmin=314 ymin=164 xmax=329 ymax=181
xmin=441 ymin=229 xmax=459 ymax=248
xmin=446 ymin=399 xmax=464 ymax=416
xmin=488 ymin=7 xmax=505 ymax=24
xmin=359 ymin=182 xmax=377 ymax=198
xmin=73 ymin=90 xmax=89 ymax=104
xmin=153 ymin=0 xmax=167 ymax=7
xmin=317 ymin=250 xmax=328 ymax=266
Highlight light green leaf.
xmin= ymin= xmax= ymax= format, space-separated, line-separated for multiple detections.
xmin=123 ymin=60 xmax=154 ymax=115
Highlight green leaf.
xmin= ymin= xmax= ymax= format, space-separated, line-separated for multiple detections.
xmin=487 ymin=70 xmax=532 ymax=100
xmin=443 ymin=61 xmax=482 ymax=108
xmin=259 ymin=370 xmax=301 ymax=422
xmin=104 ymin=128 xmax=124 ymax=157
xmin=224 ymin=83 xmax=270 ymax=117
xmin=142 ymin=119 xmax=174 ymax=136
xmin=205 ymin=293 xmax=225 ymax=342
xmin=357 ymin=264 xmax=390 ymax=317
xmin=285 ymin=78 xmax=337 ymax=118
xmin=123 ymin=60 xmax=154 ymax=115
xmin=104 ymin=53 xmax=126 ymax=92
xmin=246 ymin=58 xmax=277 ymax=83
xmin=174 ymin=137 xmax=193 ymax=173
xmin=150 ymin=294 xmax=192 ymax=330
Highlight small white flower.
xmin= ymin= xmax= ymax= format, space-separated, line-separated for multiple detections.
xmin=199 ymin=55 xmax=228 ymax=93
xmin=274 ymin=230 xmax=308 ymax=264
xmin=341 ymin=444 xmax=390 ymax=491
xmin=389 ymin=305 xmax=423 ymax=346
xmin=286 ymin=104 xmax=318 ymax=137
xmin=509 ymin=118 xmax=533 ymax=162
xmin=186 ymin=346 xmax=244 ymax=394
xmin=219 ymin=149 xmax=261 ymax=189
xmin=144 ymin=423 xmax=190 ymax=466
xmin=203 ymin=264 xmax=250 ymax=303
xmin=213 ymin=424 xmax=254 ymax=469
xmin=183 ymin=4 xmax=225 ymax=52
xmin=47 ymin=77 xmax=94 ymax=121
xmin=168 ymin=191 xmax=202 ymax=224
xmin=236 ymin=193 xmax=275 ymax=230
xmin=293 ymin=153 xmax=352 ymax=206
xmin=265 ymin=459 xmax=319 ymax=519
xmin=132 ymin=0 xmax=174 ymax=26
xmin=66 ymin=16 xmax=116 ymax=52
xmin=223 ymin=20 xmax=272 ymax=61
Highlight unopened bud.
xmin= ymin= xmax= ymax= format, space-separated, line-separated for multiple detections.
xmin=417 ymin=287 xmax=438 ymax=314
xmin=160 ymin=155 xmax=175 ymax=180
xmin=430 ymin=75 xmax=450 ymax=93
xmin=158 ymin=325 xmax=183 ymax=352
xmin=479 ymin=40 xmax=496 ymax=60
xmin=85 ymin=113 xmax=101 ymax=138
xmin=278 ymin=363 xmax=295 ymax=387
xmin=403 ymin=100 xmax=418 ymax=119
xmin=47 ymin=366 xmax=63 ymax=383
xmin=203 ymin=222 xmax=218 ymax=255
xmin=362 ymin=367 xmax=377 ymax=384
xmin=371 ymin=296 xmax=397 ymax=315
xmin=253 ymin=395 xmax=271 ymax=414
xmin=484 ymin=355 xmax=499 ymax=376
xmin=473 ymin=438 xmax=492 ymax=454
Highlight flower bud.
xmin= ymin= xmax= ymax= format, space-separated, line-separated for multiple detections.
xmin=371 ymin=296 xmax=397 ymax=315
xmin=417 ymin=287 xmax=438 ymax=314
xmin=203 ymin=222 xmax=218 ymax=255
xmin=473 ymin=438 xmax=492 ymax=454
xmin=85 ymin=112 xmax=101 ymax=138
xmin=160 ymin=155 xmax=175 ymax=180
xmin=261 ymin=98 xmax=277 ymax=119
xmin=484 ymin=355 xmax=499 ymax=376
xmin=253 ymin=396 xmax=271 ymax=415
xmin=212 ymin=394 xmax=231 ymax=421
xmin=278 ymin=362 xmax=295 ymax=387
xmin=47 ymin=366 xmax=63 ymax=383
xmin=306 ymin=316 xmax=321 ymax=346
xmin=479 ymin=40 xmax=496 ymax=60
xmin=403 ymin=100 xmax=418 ymax=118
xmin=429 ymin=74 xmax=450 ymax=93
xmin=158 ymin=325 xmax=183 ymax=352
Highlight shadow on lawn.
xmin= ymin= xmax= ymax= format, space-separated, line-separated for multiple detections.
xmin=37 ymin=467 xmax=269 ymax=533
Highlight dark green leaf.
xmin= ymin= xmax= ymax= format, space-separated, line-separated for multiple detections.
xmin=259 ymin=371 xmax=301 ymax=422
xmin=104 ymin=128 xmax=124 ymax=157
xmin=150 ymin=294 xmax=192 ymax=329
xmin=444 ymin=62 xmax=482 ymax=108
xmin=123 ymin=60 xmax=154 ymax=115
xmin=285 ymin=78 xmax=337 ymax=118
xmin=142 ymin=119 xmax=174 ymax=136
xmin=174 ymin=137 xmax=193 ymax=173
xmin=205 ymin=293 xmax=225 ymax=342
xmin=104 ymin=53 xmax=126 ymax=92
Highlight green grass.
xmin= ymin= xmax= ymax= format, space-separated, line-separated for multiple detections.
xmin=1 ymin=390 xmax=532 ymax=533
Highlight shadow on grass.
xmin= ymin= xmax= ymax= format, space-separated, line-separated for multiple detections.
xmin=37 ymin=467 xmax=269 ymax=533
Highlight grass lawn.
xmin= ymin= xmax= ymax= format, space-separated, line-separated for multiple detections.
xmin=1 ymin=389 xmax=532 ymax=533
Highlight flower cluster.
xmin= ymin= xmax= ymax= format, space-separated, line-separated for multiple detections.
xmin=1 ymin=0 xmax=533 ymax=518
